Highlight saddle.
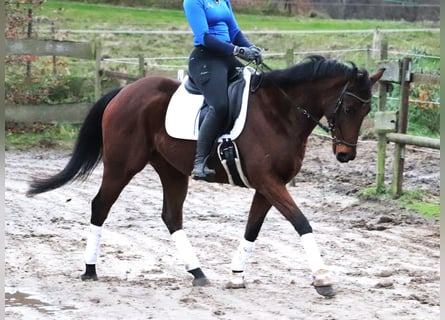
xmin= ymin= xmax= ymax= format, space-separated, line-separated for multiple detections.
xmin=164 ymin=67 xmax=256 ymax=188
xmin=184 ymin=67 xmax=246 ymax=134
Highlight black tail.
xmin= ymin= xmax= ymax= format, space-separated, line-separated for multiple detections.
xmin=27 ymin=87 xmax=123 ymax=197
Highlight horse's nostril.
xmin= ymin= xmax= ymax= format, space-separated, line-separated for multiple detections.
xmin=336 ymin=152 xmax=352 ymax=163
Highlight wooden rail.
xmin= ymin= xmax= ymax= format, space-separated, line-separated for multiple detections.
xmin=386 ymin=133 xmax=440 ymax=150
xmin=6 ymin=38 xmax=102 ymax=101
xmin=375 ymin=54 xmax=440 ymax=198
xmin=6 ymin=38 xmax=96 ymax=59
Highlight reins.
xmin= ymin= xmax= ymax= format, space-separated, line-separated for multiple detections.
xmin=250 ymin=61 xmax=370 ymax=148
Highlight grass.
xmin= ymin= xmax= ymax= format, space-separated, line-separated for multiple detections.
xmin=6 ymin=123 xmax=79 ymax=150
xmin=14 ymin=1 xmax=438 ymax=73
xmin=38 ymin=1 xmax=434 ymax=31
xmin=39 ymin=1 xmax=187 ymax=30
xmin=398 ymin=189 xmax=440 ymax=218
xmin=356 ymin=187 xmax=440 ymax=218
xmin=35 ymin=1 xmax=440 ymax=66
xmin=30 ymin=1 xmax=439 ymax=91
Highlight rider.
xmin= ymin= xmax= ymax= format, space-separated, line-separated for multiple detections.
xmin=183 ymin=0 xmax=263 ymax=181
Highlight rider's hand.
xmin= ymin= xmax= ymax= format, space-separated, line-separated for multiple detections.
xmin=234 ymin=46 xmax=262 ymax=65
xmin=249 ymin=45 xmax=263 ymax=65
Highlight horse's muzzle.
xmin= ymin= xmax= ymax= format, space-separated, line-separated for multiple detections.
xmin=334 ymin=144 xmax=356 ymax=163
xmin=336 ymin=151 xmax=355 ymax=163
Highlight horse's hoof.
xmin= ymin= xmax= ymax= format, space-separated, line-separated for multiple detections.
xmin=192 ymin=277 xmax=210 ymax=287
xmin=314 ymin=285 xmax=336 ymax=298
xmin=192 ymin=175 xmax=216 ymax=183
xmin=81 ymin=264 xmax=98 ymax=281
xmin=81 ymin=273 xmax=98 ymax=281
xmin=226 ymin=272 xmax=246 ymax=289
xmin=225 ymin=281 xmax=246 ymax=289
xmin=312 ymin=269 xmax=336 ymax=298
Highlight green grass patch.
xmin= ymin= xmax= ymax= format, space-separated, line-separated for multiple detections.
xmin=31 ymin=1 xmax=440 ymax=79
xmin=6 ymin=123 xmax=80 ymax=150
xmin=39 ymin=1 xmax=433 ymax=31
xmin=398 ymin=189 xmax=440 ymax=218
xmin=39 ymin=1 xmax=187 ymax=30
xmin=356 ymin=187 xmax=440 ymax=218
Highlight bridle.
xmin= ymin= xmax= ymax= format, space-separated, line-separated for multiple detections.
xmin=317 ymin=81 xmax=372 ymax=148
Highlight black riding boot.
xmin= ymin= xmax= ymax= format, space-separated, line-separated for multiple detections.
xmin=192 ymin=108 xmax=222 ymax=182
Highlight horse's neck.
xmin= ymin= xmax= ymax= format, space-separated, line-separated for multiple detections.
xmin=275 ymin=80 xmax=340 ymax=143
xmin=290 ymin=77 xmax=347 ymax=125
xmin=260 ymin=87 xmax=319 ymax=144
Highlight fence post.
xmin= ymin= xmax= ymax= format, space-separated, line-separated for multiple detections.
xmin=285 ymin=48 xmax=294 ymax=67
xmin=94 ymin=39 xmax=102 ymax=101
xmin=376 ymin=134 xmax=387 ymax=192
xmin=26 ymin=8 xmax=33 ymax=79
xmin=51 ymin=22 xmax=57 ymax=75
xmin=391 ymin=57 xmax=411 ymax=198
xmin=372 ymin=29 xmax=380 ymax=59
xmin=138 ymin=54 xmax=145 ymax=78
xmin=375 ymin=40 xmax=389 ymax=192
xmin=365 ymin=45 xmax=371 ymax=70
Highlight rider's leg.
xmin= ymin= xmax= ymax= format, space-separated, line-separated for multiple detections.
xmin=191 ymin=106 xmax=223 ymax=180
xmin=188 ymin=49 xmax=230 ymax=181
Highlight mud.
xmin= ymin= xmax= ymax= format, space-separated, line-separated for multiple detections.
xmin=5 ymin=135 xmax=439 ymax=320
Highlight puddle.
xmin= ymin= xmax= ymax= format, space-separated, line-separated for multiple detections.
xmin=5 ymin=287 xmax=76 ymax=315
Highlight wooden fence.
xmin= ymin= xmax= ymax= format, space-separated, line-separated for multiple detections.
xmin=6 ymin=38 xmax=102 ymax=101
xmin=374 ymin=55 xmax=440 ymax=198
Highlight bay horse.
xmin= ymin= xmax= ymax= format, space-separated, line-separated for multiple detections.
xmin=27 ymin=55 xmax=384 ymax=297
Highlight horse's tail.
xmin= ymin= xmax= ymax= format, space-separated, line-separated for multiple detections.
xmin=27 ymin=87 xmax=123 ymax=197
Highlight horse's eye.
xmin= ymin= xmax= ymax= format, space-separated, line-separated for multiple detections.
xmin=344 ymin=106 xmax=353 ymax=115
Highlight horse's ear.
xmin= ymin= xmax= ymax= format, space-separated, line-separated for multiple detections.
xmin=370 ymin=68 xmax=385 ymax=84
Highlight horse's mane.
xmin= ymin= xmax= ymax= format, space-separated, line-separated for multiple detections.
xmin=262 ymin=55 xmax=358 ymax=88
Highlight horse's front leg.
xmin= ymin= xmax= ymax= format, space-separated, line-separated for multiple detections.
xmin=227 ymin=191 xmax=271 ymax=288
xmin=260 ymin=182 xmax=336 ymax=297
xmin=170 ymin=228 xmax=209 ymax=286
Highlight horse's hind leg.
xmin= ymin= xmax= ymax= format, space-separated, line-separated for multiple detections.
xmin=153 ymin=161 xmax=210 ymax=287
xmin=81 ymin=164 xmax=139 ymax=281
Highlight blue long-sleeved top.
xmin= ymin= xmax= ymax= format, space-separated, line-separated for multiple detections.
xmin=183 ymin=0 xmax=252 ymax=55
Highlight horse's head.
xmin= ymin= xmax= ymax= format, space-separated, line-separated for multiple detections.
xmin=327 ymin=68 xmax=385 ymax=163
xmin=259 ymin=56 xmax=385 ymax=163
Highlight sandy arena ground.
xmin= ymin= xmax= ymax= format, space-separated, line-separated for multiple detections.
xmin=5 ymin=135 xmax=439 ymax=320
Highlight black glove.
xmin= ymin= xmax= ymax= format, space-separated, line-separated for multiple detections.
xmin=234 ymin=45 xmax=263 ymax=65
xmin=249 ymin=45 xmax=263 ymax=65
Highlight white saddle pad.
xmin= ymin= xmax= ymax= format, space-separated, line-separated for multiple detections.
xmin=165 ymin=67 xmax=253 ymax=141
